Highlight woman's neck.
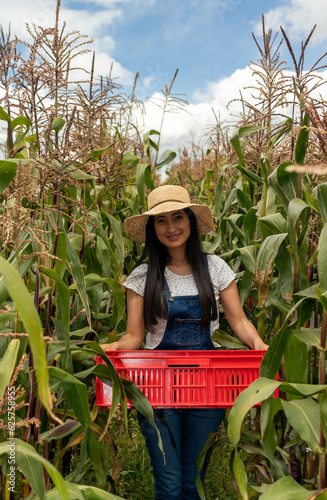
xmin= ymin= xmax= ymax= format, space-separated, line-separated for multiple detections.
xmin=167 ymin=248 xmax=192 ymax=276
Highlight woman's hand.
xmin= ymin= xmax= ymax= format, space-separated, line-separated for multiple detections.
xmin=99 ymin=341 xmax=119 ymax=352
xmin=220 ymin=281 xmax=269 ymax=351
xmin=252 ymin=338 xmax=269 ymax=351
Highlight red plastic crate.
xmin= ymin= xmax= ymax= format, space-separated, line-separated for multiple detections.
xmin=96 ymin=350 xmax=267 ymax=409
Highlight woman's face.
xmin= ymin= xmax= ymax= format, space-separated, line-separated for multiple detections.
xmin=154 ymin=210 xmax=191 ymax=251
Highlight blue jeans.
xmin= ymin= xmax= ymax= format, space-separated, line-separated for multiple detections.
xmin=137 ymin=408 xmax=225 ymax=500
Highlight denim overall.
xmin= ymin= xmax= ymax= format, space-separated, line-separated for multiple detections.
xmin=154 ymin=277 xmax=216 ymax=351
xmin=137 ymin=267 xmax=225 ymax=500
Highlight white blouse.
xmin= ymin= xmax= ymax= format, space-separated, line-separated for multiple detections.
xmin=123 ymin=254 xmax=236 ymax=349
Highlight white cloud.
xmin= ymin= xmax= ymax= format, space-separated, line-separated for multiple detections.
xmin=133 ymin=67 xmax=255 ymax=154
xmin=143 ymin=76 xmax=156 ymax=88
xmin=254 ymin=0 xmax=327 ymax=44
xmin=1 ymin=0 xmax=133 ymax=84
xmin=1 ymin=0 xmax=122 ymax=41
xmin=134 ymin=65 xmax=327 ymax=156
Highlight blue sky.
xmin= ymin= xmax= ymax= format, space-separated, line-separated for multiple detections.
xmin=3 ymin=0 xmax=327 ymax=151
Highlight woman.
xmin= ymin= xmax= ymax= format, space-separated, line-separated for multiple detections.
xmin=101 ymin=185 xmax=268 ymax=500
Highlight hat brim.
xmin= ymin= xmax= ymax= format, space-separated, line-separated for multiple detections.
xmin=124 ymin=202 xmax=214 ymax=242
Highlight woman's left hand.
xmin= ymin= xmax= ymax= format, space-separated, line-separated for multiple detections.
xmin=220 ymin=281 xmax=269 ymax=351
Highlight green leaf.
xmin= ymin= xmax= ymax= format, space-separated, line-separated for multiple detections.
xmin=77 ymin=485 xmax=126 ymax=499
xmin=39 ymin=420 xmax=81 ymax=441
xmin=96 ymin=236 xmax=111 ymax=278
xmin=48 ymin=366 xmax=91 ymax=428
xmin=259 ymin=476 xmax=316 ymax=500
xmin=228 ymin=377 xmax=279 ymax=446
xmin=66 ymin=233 xmax=91 ymax=327
xmin=267 ymin=118 xmax=293 ymax=151
xmin=84 ymin=342 xmax=127 ymax=425
xmin=238 ymin=125 xmax=265 ymax=138
xmin=233 ymin=448 xmax=248 ymax=500
xmin=0 ymin=255 xmax=54 ymax=421
xmin=0 ymin=240 xmax=34 ymax=303
xmin=86 ymin=428 xmax=107 ymax=488
xmin=143 ymin=129 xmax=160 ymax=163
xmin=121 ymin=150 xmax=140 ymax=166
xmin=314 ymin=183 xmax=327 ymax=225
xmin=106 ymin=278 xmax=126 ymax=327
xmin=226 ymin=214 xmax=246 ymax=245
xmin=235 ymin=164 xmax=263 ymax=185
xmin=40 ymin=267 xmax=71 ymax=372
xmin=236 ymin=189 xmax=253 ymax=211
xmin=0 ymin=339 xmax=20 ymax=399
xmin=51 ymin=117 xmax=66 ymax=131
xmin=292 ymin=328 xmax=321 ymax=349
xmin=120 ymin=378 xmax=164 ymax=456
xmin=211 ymin=330 xmax=246 ymax=349
xmin=0 ymin=105 xmax=11 ymax=122
xmin=284 ymin=330 xmax=308 ymax=384
xmin=0 ymin=440 xmax=69 ymax=500
xmin=54 ymin=228 xmax=67 ymax=280
xmin=86 ymin=142 xmax=117 ymax=162
xmin=195 ymin=432 xmax=217 ymax=500
xmin=108 ymin=214 xmax=124 ymax=276
xmin=0 ymin=160 xmax=17 ymax=194
xmin=261 ymin=397 xmax=282 ymax=470
xmin=321 ymin=392 xmax=327 ymax=442
xmin=260 ymin=323 xmax=285 ymax=378
xmin=230 ymin=125 xmax=264 ymax=168
xmin=243 ymin=207 xmax=257 ymax=244
xmin=281 ymin=398 xmax=320 ymax=452
xmin=156 ymin=149 xmax=177 ymax=168
xmin=287 ymin=198 xmax=311 ymax=253
xmin=268 ymin=162 xmax=297 ymax=209
xmin=318 ymin=225 xmax=327 ymax=296
xmin=136 ymin=163 xmax=152 ymax=207
xmin=295 ymin=113 xmax=310 ymax=165
xmin=255 ymin=233 xmax=288 ymax=304
xmin=234 ymin=246 xmax=256 ymax=274
xmin=258 ymin=213 xmax=287 ymax=235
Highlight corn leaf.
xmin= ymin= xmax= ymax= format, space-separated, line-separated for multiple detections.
xmin=0 ymin=160 xmax=17 ymax=194
xmin=0 ymin=105 xmax=11 ymax=122
xmin=287 ymin=198 xmax=311 ymax=254
xmin=48 ymin=366 xmax=91 ymax=429
xmin=259 ymin=476 xmax=316 ymax=500
xmin=294 ymin=113 xmax=310 ymax=165
xmin=233 ymin=448 xmax=248 ymax=500
xmin=0 ymin=339 xmax=20 ymax=399
xmin=0 ymin=440 xmax=69 ymax=500
xmin=66 ymin=233 xmax=91 ymax=327
xmin=0 ymin=255 xmax=55 ymax=420
xmin=136 ymin=162 xmax=152 ymax=207
xmin=228 ymin=377 xmax=279 ymax=446
xmin=314 ymin=183 xmax=327 ymax=225
xmin=281 ymin=398 xmax=320 ymax=452
xmin=156 ymin=149 xmax=177 ymax=169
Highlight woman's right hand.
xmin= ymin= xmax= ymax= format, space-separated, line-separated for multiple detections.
xmin=99 ymin=342 xmax=119 ymax=352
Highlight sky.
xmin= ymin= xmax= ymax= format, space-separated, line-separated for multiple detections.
xmin=2 ymin=0 xmax=327 ymax=153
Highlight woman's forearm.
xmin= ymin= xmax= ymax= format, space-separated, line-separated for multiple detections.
xmin=233 ymin=319 xmax=268 ymax=350
xmin=100 ymin=331 xmax=144 ymax=352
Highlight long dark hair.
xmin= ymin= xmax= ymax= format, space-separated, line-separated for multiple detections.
xmin=135 ymin=208 xmax=218 ymax=331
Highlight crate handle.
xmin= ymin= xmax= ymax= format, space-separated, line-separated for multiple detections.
xmin=168 ymin=364 xmax=200 ymax=368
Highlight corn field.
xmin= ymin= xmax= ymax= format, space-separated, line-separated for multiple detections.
xmin=0 ymin=4 xmax=327 ymax=499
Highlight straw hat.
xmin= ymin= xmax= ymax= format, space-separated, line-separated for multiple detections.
xmin=124 ymin=185 xmax=214 ymax=242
